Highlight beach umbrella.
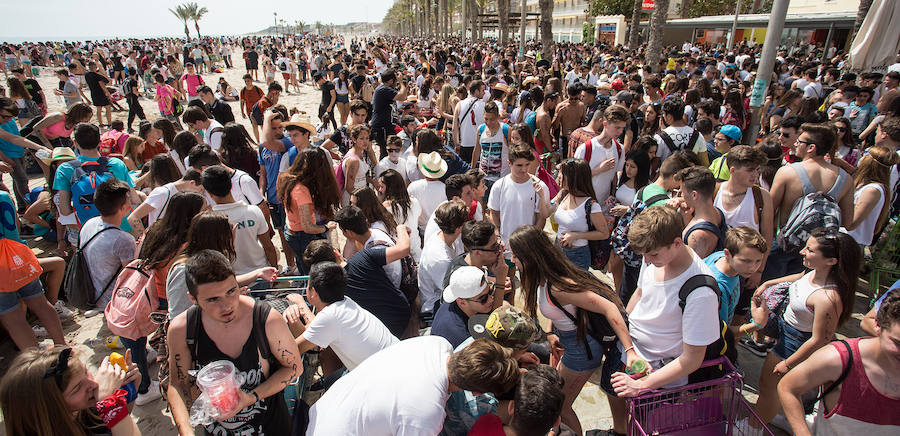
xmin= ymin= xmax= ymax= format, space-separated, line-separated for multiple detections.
xmin=849 ymin=0 xmax=900 ymax=72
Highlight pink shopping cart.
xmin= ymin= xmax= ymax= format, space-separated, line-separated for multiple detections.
xmin=627 ymin=357 xmax=774 ymax=436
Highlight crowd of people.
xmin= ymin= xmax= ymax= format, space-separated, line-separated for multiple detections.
xmin=0 ymin=29 xmax=899 ymax=436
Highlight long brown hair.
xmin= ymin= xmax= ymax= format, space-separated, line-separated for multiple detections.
xmin=180 ymin=211 xmax=235 ymax=262
xmin=853 ymin=145 xmax=900 ymax=233
xmin=809 ymin=228 xmax=861 ymax=326
xmin=352 ymin=186 xmax=397 ymax=235
xmin=509 ymin=226 xmax=625 ymax=344
xmin=277 ymin=147 xmax=340 ymax=220
xmin=140 ymin=191 xmax=206 ymax=269
xmin=0 ymin=346 xmax=91 ymax=436
xmin=559 ymin=158 xmax=597 ymax=199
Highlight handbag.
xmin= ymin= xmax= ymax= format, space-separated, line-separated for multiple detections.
xmin=0 ymin=239 xmax=43 ymax=292
xmin=759 ymin=281 xmax=792 ymax=337
xmin=583 ymin=198 xmax=610 ymax=270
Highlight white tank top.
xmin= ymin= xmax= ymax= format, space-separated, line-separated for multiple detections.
xmin=841 ymin=183 xmax=884 ymax=246
xmin=538 ymin=284 xmax=577 ymax=331
xmin=713 ymin=186 xmax=758 ymax=230
xmin=782 ymin=273 xmax=834 ymax=333
xmin=341 ymin=151 xmax=369 ymax=205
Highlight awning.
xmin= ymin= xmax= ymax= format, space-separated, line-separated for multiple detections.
xmin=640 ymin=11 xmax=857 ymax=30
xmin=850 ymin=0 xmax=900 ymax=72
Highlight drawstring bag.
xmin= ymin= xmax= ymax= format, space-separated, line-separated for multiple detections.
xmin=0 ymin=239 xmax=43 ymax=292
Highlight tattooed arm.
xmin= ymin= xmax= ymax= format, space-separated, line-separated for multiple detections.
xmin=686 ymin=229 xmax=718 ymax=259
xmin=166 ymin=313 xmax=199 ymax=436
xmin=258 ymin=308 xmax=304 ymax=400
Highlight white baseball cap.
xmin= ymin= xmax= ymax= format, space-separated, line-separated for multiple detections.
xmin=443 ymin=266 xmax=489 ymax=303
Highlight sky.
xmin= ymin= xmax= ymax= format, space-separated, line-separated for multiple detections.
xmin=0 ymin=0 xmax=394 ymax=40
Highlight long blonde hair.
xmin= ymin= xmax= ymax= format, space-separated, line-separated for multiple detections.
xmin=0 ymin=347 xmax=90 ymax=436
xmin=854 ymin=145 xmax=900 ymax=233
xmin=439 ymin=83 xmax=455 ymax=114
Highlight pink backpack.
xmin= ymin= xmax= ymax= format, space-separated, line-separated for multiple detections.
xmin=105 ymin=260 xmax=161 ymax=340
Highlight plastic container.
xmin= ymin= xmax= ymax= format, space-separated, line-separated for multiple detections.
xmin=194 ymin=360 xmax=245 ymax=420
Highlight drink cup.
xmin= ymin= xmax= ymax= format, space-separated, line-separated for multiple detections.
xmin=196 ymin=360 xmax=245 ymax=418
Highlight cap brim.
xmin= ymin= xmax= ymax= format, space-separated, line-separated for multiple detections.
xmin=282 ymin=121 xmax=316 ymax=132
xmin=467 ymin=314 xmax=492 ymax=339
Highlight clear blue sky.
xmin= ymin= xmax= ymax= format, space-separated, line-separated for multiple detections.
xmin=0 ymin=0 xmax=394 ymax=39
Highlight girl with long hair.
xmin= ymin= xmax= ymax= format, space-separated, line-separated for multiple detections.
xmin=169 ymin=130 xmax=197 ymax=175
xmin=121 ymin=136 xmax=145 ymax=171
xmin=277 ymin=146 xmax=341 ymax=274
xmin=509 ymin=225 xmax=635 ymax=436
xmin=509 ymin=123 xmax=559 ymax=197
xmin=28 ymin=102 xmax=93 ymax=149
xmin=747 ymin=228 xmax=862 ymax=428
xmin=219 ymin=122 xmax=260 ymax=181
xmin=6 ymin=76 xmax=39 ymax=126
xmin=379 ymin=168 xmax=423 ymax=261
xmin=334 ymin=69 xmax=351 ymax=126
xmin=614 ymin=150 xmax=652 ymax=210
xmin=550 ymin=158 xmax=610 ymax=270
xmin=152 ymin=119 xmax=177 ymax=151
xmin=722 ymin=89 xmax=747 ymax=130
xmin=437 ymin=83 xmax=457 ymax=133
xmin=340 ymin=124 xmax=376 ymax=205
xmin=757 ymin=140 xmax=783 ymax=191
xmin=832 ymin=117 xmax=859 ymax=167
xmin=640 ymin=102 xmax=661 ymax=137
xmin=766 ymin=89 xmax=802 ymax=134
xmin=841 ymin=146 xmax=900 ymax=246
xmin=0 ymin=346 xmax=142 ymax=436
xmin=351 ymin=186 xmax=397 ymax=237
xmin=509 ymin=91 xmax=534 ymax=125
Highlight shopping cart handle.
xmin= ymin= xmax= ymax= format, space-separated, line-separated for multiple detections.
xmin=253 ymin=275 xmax=310 ymax=283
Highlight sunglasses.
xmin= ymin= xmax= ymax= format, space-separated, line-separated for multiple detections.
xmin=466 ymin=290 xmax=493 ymax=305
xmin=795 ymin=139 xmax=815 ymax=147
xmin=44 ymin=347 xmax=72 ymax=389
xmin=836 ymin=127 xmax=847 ymax=132
xmin=474 ymin=243 xmax=502 ymax=253
xmin=387 ymin=148 xmax=401 ymax=153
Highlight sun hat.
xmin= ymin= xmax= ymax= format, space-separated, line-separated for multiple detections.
xmin=37 ymin=147 xmax=76 ymax=166
xmin=418 ymin=151 xmax=448 ymax=179
xmin=613 ymin=91 xmax=633 ymax=105
xmin=443 ymin=266 xmax=488 ymax=303
xmin=282 ymin=114 xmax=317 ymax=133
xmin=719 ymin=124 xmax=743 ymax=142
xmin=468 ymin=305 xmax=545 ymax=350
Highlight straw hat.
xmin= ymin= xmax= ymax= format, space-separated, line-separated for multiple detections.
xmin=417 ymin=151 xmax=448 ymax=179
xmin=522 ymin=76 xmax=540 ymax=87
xmin=37 ymin=147 xmax=76 ymax=166
xmin=282 ymin=114 xmax=317 ymax=133
xmin=492 ymin=83 xmax=510 ymax=93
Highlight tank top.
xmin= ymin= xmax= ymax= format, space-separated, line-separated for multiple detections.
xmin=815 ymin=338 xmax=900 ymax=434
xmin=457 ymin=98 xmax=484 ymax=148
xmin=44 ymin=119 xmax=73 ymax=139
xmin=190 ymin=301 xmax=291 ymax=435
xmin=341 ymin=150 xmax=369 ymax=204
xmin=841 ymin=183 xmax=884 ymax=246
xmin=782 ymin=273 xmax=834 ymax=333
xmin=538 ymin=284 xmax=577 ymax=331
xmin=713 ymin=186 xmax=758 ymax=230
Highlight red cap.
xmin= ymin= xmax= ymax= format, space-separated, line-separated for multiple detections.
xmin=611 ymin=79 xmax=626 ymax=91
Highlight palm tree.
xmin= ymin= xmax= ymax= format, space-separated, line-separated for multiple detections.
xmin=538 ymin=0 xmax=553 ymax=58
xmin=628 ymin=0 xmax=642 ymax=48
xmin=645 ymin=0 xmax=669 ymax=72
xmin=189 ymin=3 xmax=208 ymax=39
xmin=169 ymin=4 xmax=192 ymax=41
xmin=498 ymin=0 xmax=510 ymax=44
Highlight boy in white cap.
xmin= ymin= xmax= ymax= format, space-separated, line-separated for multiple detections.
xmin=431 ymin=266 xmax=505 ymax=348
xmin=407 ymin=151 xmax=448 ymax=232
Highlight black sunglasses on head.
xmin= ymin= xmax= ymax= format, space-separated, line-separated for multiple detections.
xmin=44 ymin=347 xmax=72 ymax=389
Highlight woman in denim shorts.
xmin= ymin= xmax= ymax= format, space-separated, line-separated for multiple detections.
xmin=0 ymin=279 xmax=66 ymax=349
xmin=510 ymin=225 xmax=635 ymax=436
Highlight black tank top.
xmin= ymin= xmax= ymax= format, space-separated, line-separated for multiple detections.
xmin=188 ymin=301 xmax=291 ymax=435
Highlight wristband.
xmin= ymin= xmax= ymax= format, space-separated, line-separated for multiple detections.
xmin=96 ymin=389 xmax=129 ymax=429
xmin=624 ymin=345 xmax=635 ymax=353
xmin=750 ymin=318 xmax=764 ymax=330
xmin=251 ymin=390 xmax=260 ymax=403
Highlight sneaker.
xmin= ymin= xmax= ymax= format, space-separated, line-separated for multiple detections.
xmin=84 ymin=308 xmax=103 ymax=318
xmin=739 ymin=336 xmax=771 ymax=357
xmin=135 ymin=381 xmax=162 ymax=405
xmin=145 ymin=348 xmax=158 ymax=365
xmin=32 ymin=325 xmax=48 ymax=338
xmin=54 ymin=301 xmax=75 ymax=320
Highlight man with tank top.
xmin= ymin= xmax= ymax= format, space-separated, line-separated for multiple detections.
xmin=778 ymin=292 xmax=900 ymax=435
xmin=166 ymin=250 xmax=299 ymax=435
xmin=453 ymin=80 xmax=486 ymax=163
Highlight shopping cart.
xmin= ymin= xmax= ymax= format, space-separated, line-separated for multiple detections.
xmin=627 ymin=357 xmax=774 ymax=436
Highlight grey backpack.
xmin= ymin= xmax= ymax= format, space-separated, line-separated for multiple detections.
xmin=777 ymin=163 xmax=847 ymax=253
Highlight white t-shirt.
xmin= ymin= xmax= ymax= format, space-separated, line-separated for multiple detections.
xmin=627 ymin=250 xmax=719 ymax=385
xmin=375 ymin=156 xmax=409 ymax=182
xmin=407 ymin=179 xmax=447 ymax=230
xmin=417 ymin=232 xmax=462 ymax=313
xmin=211 ymin=201 xmax=269 ymax=275
xmin=654 ymin=125 xmax=707 ymax=161
xmin=365 ymin=228 xmax=402 ymax=289
xmin=143 ymin=183 xmax=179 ymax=226
xmin=306 ymin=336 xmax=452 ymax=436
xmin=553 ymin=198 xmax=602 ymax=248
xmin=573 ymin=137 xmax=625 ymax=201
xmin=229 ymin=168 xmax=265 ymax=206
xmin=203 ymin=120 xmax=224 ymax=151
xmin=457 ymin=98 xmax=486 ymax=148
xmin=424 ymin=200 xmax=483 ymax=254
xmin=302 ymin=297 xmax=399 ymax=370
xmin=487 ymin=175 xmax=550 ymax=257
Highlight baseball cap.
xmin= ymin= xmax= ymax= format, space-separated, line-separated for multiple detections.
xmin=719 ymin=124 xmax=742 ymax=142
xmin=611 ymin=79 xmax=625 ymax=91
xmin=468 ymin=305 xmax=545 ymax=350
xmin=443 ymin=266 xmax=488 ymax=303
xmin=613 ymin=91 xmax=633 ymax=105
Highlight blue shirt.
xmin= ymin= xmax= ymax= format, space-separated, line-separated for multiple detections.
xmin=0 ymin=192 xmax=22 ymax=243
xmin=0 ymin=120 xmax=24 ymax=159
xmin=53 ymin=155 xmax=134 ymax=192
xmin=257 ymin=138 xmax=290 ymax=204
xmin=704 ymin=251 xmax=740 ymax=323
xmin=430 ymin=301 xmax=470 ymax=349
xmin=873 ymin=279 xmax=900 ymax=312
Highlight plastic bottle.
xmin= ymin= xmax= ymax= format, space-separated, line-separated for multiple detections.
xmin=87 ymin=336 xmax=124 ymax=349
xmin=109 ymin=352 xmax=137 ymax=403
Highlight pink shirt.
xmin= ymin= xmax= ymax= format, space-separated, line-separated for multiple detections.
xmin=181 ymin=73 xmax=203 ymax=96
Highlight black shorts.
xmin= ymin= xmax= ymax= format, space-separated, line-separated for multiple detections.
xmin=269 ymin=202 xmax=286 ymax=231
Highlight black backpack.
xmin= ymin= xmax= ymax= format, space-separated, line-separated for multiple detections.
xmin=63 ymin=227 xmax=122 ymax=310
xmin=547 ymin=280 xmax=627 ymax=361
xmin=678 ymin=274 xmax=737 ymax=383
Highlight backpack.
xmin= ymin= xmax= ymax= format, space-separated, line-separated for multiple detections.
xmin=361 ymin=80 xmax=375 ymax=102
xmin=610 ymin=187 xmax=670 ymax=268
xmin=658 ymin=129 xmax=700 ymax=154
xmin=547 ymin=281 xmax=627 ymax=361
xmin=250 ymin=97 xmax=270 ymax=126
xmin=677 ymin=274 xmax=737 ymax=383
xmin=69 ymin=158 xmax=115 ymax=225
xmin=279 ymin=60 xmax=288 ymax=71
xmin=99 ymin=131 xmax=126 ymax=156
xmin=105 ymin=260 xmax=161 ymax=340
xmin=334 ymin=152 xmax=351 ymax=194
xmin=476 ymin=123 xmax=510 ymax=143
xmin=777 ymin=163 xmax=847 ymax=253
xmin=682 ymin=208 xmax=729 ymax=253
xmin=367 ymin=238 xmax=420 ymax=305
xmin=63 ymin=227 xmax=122 ymax=310
xmin=583 ymin=137 xmax=622 ymax=167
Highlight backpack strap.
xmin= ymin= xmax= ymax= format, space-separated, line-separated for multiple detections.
xmin=252 ymin=301 xmax=274 ymax=363
xmin=643 ymin=192 xmax=669 ymax=208
xmin=501 ymin=123 xmax=509 ymax=142
xmin=78 ymin=225 xmax=118 ymax=251
xmin=658 ymin=131 xmax=678 ymax=153
xmin=687 ymin=129 xmax=700 ymax=152
xmin=678 ymin=274 xmax=721 ymax=311
xmin=791 ymin=163 xmax=817 ymax=196
xmin=545 ymin=285 xmax=596 ymax=360
xmin=584 ymin=138 xmax=593 ymax=163
xmin=751 ymin=185 xmax=764 ymax=223
xmin=477 ymin=124 xmax=485 ymax=137
xmin=185 ymin=305 xmax=202 ymax=364
xmin=815 ymin=339 xmax=853 ymax=401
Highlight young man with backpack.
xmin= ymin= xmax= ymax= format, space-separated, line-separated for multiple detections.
xmin=249 ymin=82 xmax=282 ymax=133
xmin=179 ymin=62 xmax=204 ymax=102
xmin=674 ymin=166 xmax=728 ymax=259
xmin=182 ymin=106 xmax=224 ymax=152
xmin=610 ymin=205 xmax=720 ymax=396
xmin=654 ymin=97 xmax=710 ymax=166
xmin=240 ymin=74 xmax=265 ymax=141
xmin=763 ymin=122 xmax=853 ymax=282
xmin=121 ymin=68 xmax=145 ymax=133
xmin=573 ymin=105 xmax=628 ymax=202
xmin=166 ymin=250 xmax=299 ymax=436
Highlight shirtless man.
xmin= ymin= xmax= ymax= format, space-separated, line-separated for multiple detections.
xmin=553 ymin=84 xmax=586 ymax=158
xmin=673 ymin=166 xmax=726 ymax=259
xmin=763 ymin=122 xmax=854 ymax=281
xmin=534 ymin=91 xmax=560 ymax=156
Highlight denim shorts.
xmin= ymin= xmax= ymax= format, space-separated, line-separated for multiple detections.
xmin=562 ymin=245 xmax=590 ymax=270
xmin=773 ymin=316 xmax=812 ymax=360
xmin=336 ymin=94 xmax=350 ymax=104
xmin=0 ymin=279 xmax=45 ymax=314
xmin=556 ymin=328 xmax=622 ymax=395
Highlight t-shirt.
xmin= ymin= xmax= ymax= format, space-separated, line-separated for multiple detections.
xmin=424 ymin=200 xmax=483 ymax=254
xmin=370 ymin=84 xmax=398 ymax=128
xmin=468 ymin=413 xmax=506 ymax=436
xmin=654 ymin=125 xmax=707 ymax=161
xmin=627 ymin=250 xmax=719 ymax=386
xmin=62 ymin=79 xmax=80 ymax=108
xmin=285 ymin=184 xmax=315 ymax=233
xmin=477 ymin=123 xmax=510 ymax=182
xmin=302 ymin=297 xmax=399 ymax=370
xmin=0 ymin=120 xmax=24 ymax=158
xmin=554 ymin=198 xmax=602 ymax=248
xmin=344 ymin=246 xmax=410 ymax=337
xmin=142 ymin=183 xmax=180 ymax=227
xmin=375 ymin=156 xmax=408 ymax=182
xmin=0 ymin=191 xmax=22 ymax=243
xmin=23 ymin=78 xmax=43 ymax=105
xmin=227 ymin=168 xmax=264 ymax=206
xmin=319 ymin=80 xmax=335 ymax=108
xmin=211 ymin=201 xmax=269 ymax=275
xmin=257 ymin=145 xmax=285 ymax=204
xmin=430 ymin=300 xmax=471 ymax=349
xmin=639 ymin=183 xmax=670 ymax=207
xmin=417 ymin=232 xmax=462 ymax=314
xmin=165 ymin=263 xmax=191 ymax=319
xmin=79 ymin=217 xmax=135 ymax=307
xmin=407 ymin=179 xmax=447 ymax=229
xmin=573 ymin=137 xmax=625 ymax=201
xmin=202 ymin=119 xmax=224 ymax=151
xmin=306 ymin=336 xmax=452 ymax=436
xmin=487 ymin=175 xmax=550 ymax=257
xmin=703 ymin=251 xmax=739 ymax=323
xmin=181 ymin=73 xmax=204 ymax=96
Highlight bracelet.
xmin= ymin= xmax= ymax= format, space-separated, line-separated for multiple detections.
xmin=624 ymin=345 xmax=635 ymax=353
xmin=251 ymin=390 xmax=260 ymax=403
xmin=96 ymin=389 xmax=129 ymax=429
xmin=750 ymin=318 xmax=764 ymax=330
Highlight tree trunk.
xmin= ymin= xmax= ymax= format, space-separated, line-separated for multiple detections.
xmin=539 ymin=0 xmax=553 ymax=58
xmin=499 ymin=0 xmax=510 ymax=45
xmin=628 ymin=0 xmax=642 ymax=49
xmin=195 ymin=22 xmax=201 ymax=39
xmin=424 ymin=1 xmax=431 ymax=36
xmin=183 ymin=23 xmax=191 ymax=41
xmin=645 ymin=0 xmax=669 ymax=72
xmin=851 ymin=0 xmax=874 ymax=43
xmin=750 ymin=0 xmax=762 ymax=13
xmin=680 ymin=0 xmax=691 ymax=18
